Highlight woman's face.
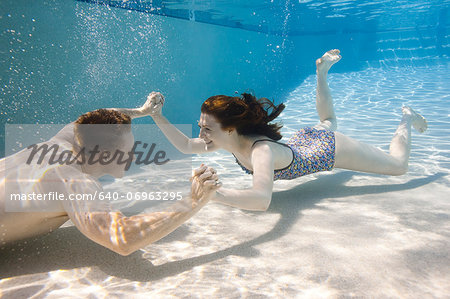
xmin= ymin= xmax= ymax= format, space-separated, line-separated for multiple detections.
xmin=198 ymin=113 xmax=231 ymax=150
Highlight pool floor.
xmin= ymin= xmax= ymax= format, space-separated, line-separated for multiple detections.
xmin=0 ymin=63 xmax=449 ymax=298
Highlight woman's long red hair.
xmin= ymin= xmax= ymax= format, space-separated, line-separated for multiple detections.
xmin=201 ymin=93 xmax=285 ymax=140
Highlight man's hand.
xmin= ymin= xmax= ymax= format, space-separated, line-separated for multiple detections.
xmin=141 ymin=91 xmax=165 ymax=116
xmin=190 ymin=164 xmax=221 ymax=204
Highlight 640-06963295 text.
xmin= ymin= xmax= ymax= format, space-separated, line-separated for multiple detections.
xmin=9 ymin=191 xmax=184 ymax=201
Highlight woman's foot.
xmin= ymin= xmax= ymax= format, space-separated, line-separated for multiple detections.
xmin=316 ymin=49 xmax=342 ymax=73
xmin=402 ymin=106 xmax=428 ymax=133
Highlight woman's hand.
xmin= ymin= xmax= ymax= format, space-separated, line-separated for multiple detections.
xmin=141 ymin=91 xmax=165 ymax=116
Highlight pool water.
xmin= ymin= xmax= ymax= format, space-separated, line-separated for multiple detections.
xmin=1 ymin=0 xmax=449 ymax=297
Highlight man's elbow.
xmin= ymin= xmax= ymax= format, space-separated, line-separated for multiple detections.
xmin=114 ymin=246 xmax=135 ymax=256
xmin=100 ymin=241 xmax=136 ymax=256
xmin=82 ymin=214 xmax=148 ymax=256
xmin=107 ymin=221 xmax=161 ymax=256
xmin=99 ymin=225 xmax=141 ymax=256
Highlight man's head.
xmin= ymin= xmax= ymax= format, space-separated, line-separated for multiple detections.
xmin=73 ymin=109 xmax=134 ymax=178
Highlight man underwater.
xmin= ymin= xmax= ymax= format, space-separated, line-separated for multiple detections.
xmin=0 ymin=99 xmax=220 ymax=255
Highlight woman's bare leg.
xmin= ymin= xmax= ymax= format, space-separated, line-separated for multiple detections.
xmin=313 ymin=49 xmax=341 ymax=131
xmin=334 ymin=106 xmax=427 ymax=175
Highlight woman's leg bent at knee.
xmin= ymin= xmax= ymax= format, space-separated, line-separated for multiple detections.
xmin=334 ymin=132 xmax=408 ymax=176
xmin=333 ymin=106 xmax=427 ymax=176
xmin=314 ymin=49 xmax=341 ymax=131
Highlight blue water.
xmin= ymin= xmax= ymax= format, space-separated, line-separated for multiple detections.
xmin=1 ymin=0 xmax=449 ymax=297
xmin=1 ymin=0 xmax=449 ymax=156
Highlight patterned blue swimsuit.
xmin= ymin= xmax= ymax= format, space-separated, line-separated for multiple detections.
xmin=234 ymin=127 xmax=335 ymax=180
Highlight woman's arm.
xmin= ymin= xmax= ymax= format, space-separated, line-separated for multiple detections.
xmin=145 ymin=92 xmax=210 ymax=154
xmin=152 ymin=113 xmax=210 ymax=154
xmin=107 ymin=92 xmax=208 ymax=154
xmin=213 ymin=143 xmax=275 ymax=211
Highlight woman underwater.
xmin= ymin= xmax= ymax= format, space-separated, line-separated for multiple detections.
xmin=143 ymin=49 xmax=427 ymax=211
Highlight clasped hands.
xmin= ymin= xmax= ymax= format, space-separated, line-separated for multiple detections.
xmin=190 ymin=164 xmax=222 ymax=203
xmin=140 ymin=91 xmax=165 ymax=116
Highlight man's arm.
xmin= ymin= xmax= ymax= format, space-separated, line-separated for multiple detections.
xmin=63 ymin=165 xmax=219 ymax=256
xmin=107 ymin=107 xmax=148 ymax=120
xmin=66 ymin=197 xmax=207 ymax=256
xmin=105 ymin=92 xmax=157 ymax=119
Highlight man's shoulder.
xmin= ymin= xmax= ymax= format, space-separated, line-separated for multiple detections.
xmin=43 ymin=165 xmax=102 ymax=192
